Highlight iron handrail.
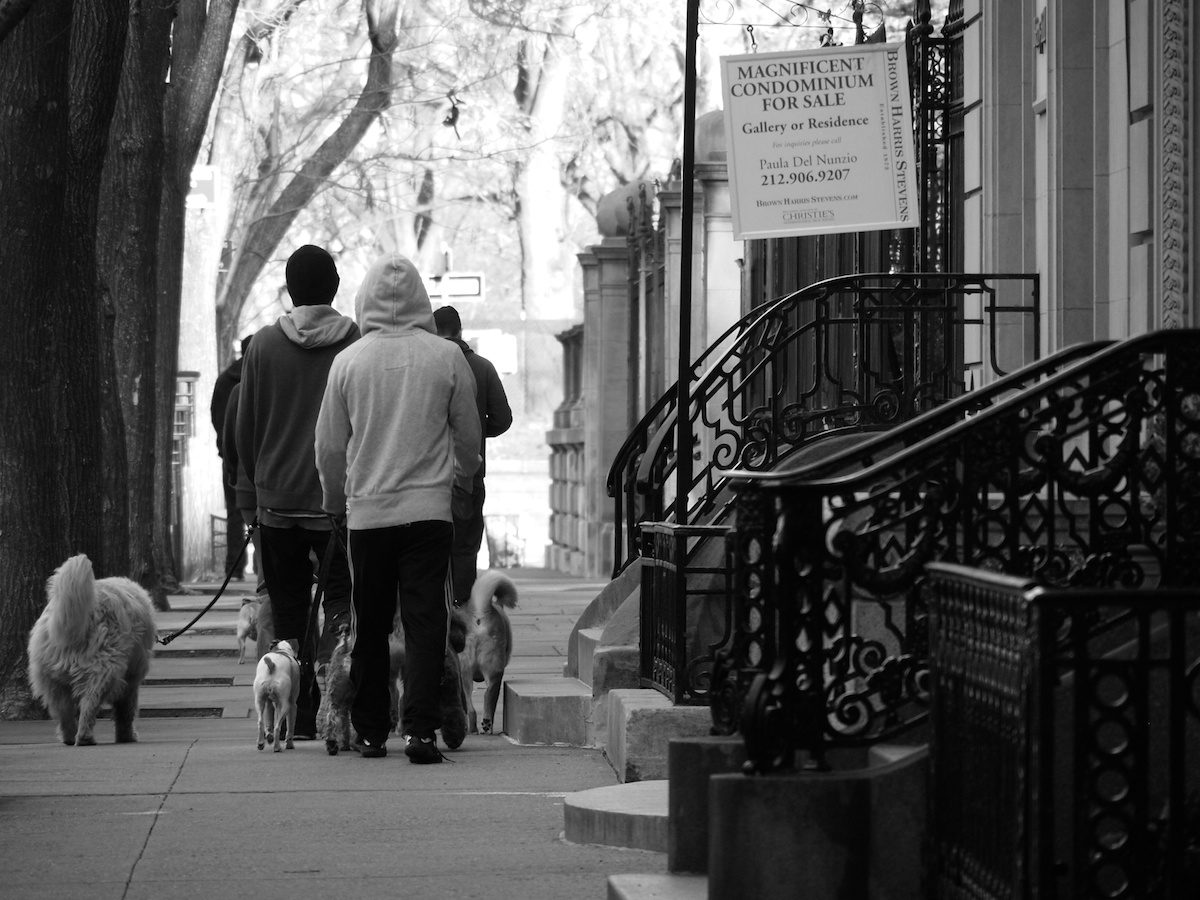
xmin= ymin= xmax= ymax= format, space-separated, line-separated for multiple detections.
xmin=716 ymin=328 xmax=1200 ymax=773
xmin=731 ymin=338 xmax=1112 ymax=485
xmin=608 ymin=271 xmax=1042 ymax=578
xmin=724 ymin=329 xmax=1188 ymax=492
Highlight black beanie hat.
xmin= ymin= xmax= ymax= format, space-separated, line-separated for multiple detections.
xmin=433 ymin=306 xmax=462 ymax=336
xmin=285 ymin=245 xmax=340 ymax=306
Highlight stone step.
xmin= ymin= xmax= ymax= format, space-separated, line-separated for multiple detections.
xmin=607 ymin=874 xmax=707 ymax=900
xmin=607 ymin=690 xmax=712 ymax=783
xmin=502 ymin=675 xmax=595 ymax=746
xmin=576 ymin=626 xmax=604 ymax=688
xmin=564 ymin=780 xmax=668 ymax=852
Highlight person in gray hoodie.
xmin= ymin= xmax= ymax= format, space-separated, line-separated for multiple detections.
xmin=236 ymin=244 xmax=360 ymax=738
xmin=315 ymin=253 xmax=480 ymax=763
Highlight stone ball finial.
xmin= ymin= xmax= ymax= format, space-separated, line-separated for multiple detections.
xmin=695 ymin=109 xmax=727 ymax=163
xmin=596 ymin=180 xmax=651 ymax=237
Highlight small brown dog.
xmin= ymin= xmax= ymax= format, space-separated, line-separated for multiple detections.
xmin=236 ymin=598 xmax=260 ymax=664
xmin=27 ymin=554 xmax=156 ymax=746
xmin=458 ymin=570 xmax=518 ymax=734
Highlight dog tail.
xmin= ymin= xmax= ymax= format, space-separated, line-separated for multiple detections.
xmin=264 ymin=657 xmax=276 ymax=675
xmin=469 ymin=570 xmax=518 ymax=617
xmin=45 ymin=554 xmax=97 ymax=647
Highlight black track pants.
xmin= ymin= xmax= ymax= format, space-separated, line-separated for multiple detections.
xmin=348 ymin=521 xmax=453 ymax=745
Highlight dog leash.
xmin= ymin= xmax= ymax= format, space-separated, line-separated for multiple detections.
xmin=158 ymin=520 xmax=258 ymax=646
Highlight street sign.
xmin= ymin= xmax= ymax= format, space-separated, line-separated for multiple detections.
xmin=425 ymin=272 xmax=485 ymax=303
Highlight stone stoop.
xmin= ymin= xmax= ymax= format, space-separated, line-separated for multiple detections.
xmin=502 ymin=675 xmax=596 ymax=746
xmin=564 ymin=780 xmax=669 ymax=852
xmin=607 ymin=874 xmax=707 ymax=900
xmin=606 ymin=690 xmax=713 ymax=783
xmin=503 ymin=575 xmax=643 ymax=751
xmin=603 ymin=743 xmax=928 ymax=900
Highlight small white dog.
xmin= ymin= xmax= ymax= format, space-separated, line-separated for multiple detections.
xmin=458 ymin=570 xmax=518 ymax=735
xmin=27 ymin=554 xmax=157 ymax=746
xmin=254 ymin=639 xmax=301 ymax=752
xmin=236 ymin=597 xmax=260 ymax=664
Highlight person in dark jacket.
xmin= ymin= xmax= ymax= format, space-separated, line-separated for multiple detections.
xmin=211 ymin=335 xmax=251 ymax=576
xmin=432 ymin=306 xmax=513 ymax=605
xmin=236 ymin=244 xmax=359 ymax=738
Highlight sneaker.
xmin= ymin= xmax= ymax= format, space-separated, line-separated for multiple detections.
xmin=404 ymin=734 xmax=445 ymax=765
xmin=351 ymin=735 xmax=387 ymax=758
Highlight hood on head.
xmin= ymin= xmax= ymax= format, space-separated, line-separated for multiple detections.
xmin=355 ymin=254 xmax=436 ymax=336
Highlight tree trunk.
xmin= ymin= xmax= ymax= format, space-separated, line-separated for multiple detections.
xmin=149 ymin=0 xmax=240 ymax=599
xmin=97 ymin=0 xmax=173 ymax=598
xmin=58 ymin=0 xmax=128 ymax=570
xmin=0 ymin=0 xmax=73 ymax=717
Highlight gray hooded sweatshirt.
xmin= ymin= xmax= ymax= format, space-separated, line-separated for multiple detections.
xmin=315 ymin=255 xmax=481 ymax=529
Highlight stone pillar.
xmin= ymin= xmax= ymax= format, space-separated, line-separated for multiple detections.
xmin=695 ymin=109 xmax=742 ymax=357
xmin=546 ymin=325 xmax=584 ymax=573
xmin=583 ymin=235 xmax=634 ymax=578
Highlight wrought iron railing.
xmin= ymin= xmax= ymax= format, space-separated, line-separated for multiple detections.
xmin=607 ymin=272 xmax=1042 ymax=577
xmin=924 ymin=562 xmax=1200 ymax=899
xmin=638 ymin=523 xmax=733 ymax=704
xmin=715 ymin=328 xmax=1200 ymax=773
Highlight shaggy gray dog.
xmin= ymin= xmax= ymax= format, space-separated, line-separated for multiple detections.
xmin=27 ymin=554 xmax=156 ymax=746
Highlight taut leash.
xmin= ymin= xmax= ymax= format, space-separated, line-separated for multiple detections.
xmin=158 ymin=520 xmax=258 ymax=646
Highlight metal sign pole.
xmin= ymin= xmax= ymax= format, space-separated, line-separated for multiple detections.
xmin=675 ymin=0 xmax=699 ymax=525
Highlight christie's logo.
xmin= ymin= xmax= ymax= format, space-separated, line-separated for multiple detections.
xmin=783 ymin=209 xmax=835 ymax=221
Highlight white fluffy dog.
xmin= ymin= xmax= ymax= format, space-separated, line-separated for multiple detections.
xmin=27 ymin=554 xmax=156 ymax=746
xmin=236 ymin=597 xmax=260 ymax=664
xmin=458 ymin=571 xmax=518 ymax=734
xmin=254 ymin=640 xmax=301 ymax=752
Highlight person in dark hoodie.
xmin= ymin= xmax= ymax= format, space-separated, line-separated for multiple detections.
xmin=236 ymin=244 xmax=360 ymax=738
xmin=316 ymin=254 xmax=480 ymax=763
xmin=432 ymin=305 xmax=513 ymax=605
xmin=211 ymin=335 xmax=252 ymax=577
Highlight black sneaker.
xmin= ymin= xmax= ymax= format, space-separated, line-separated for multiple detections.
xmin=351 ymin=735 xmax=387 ymax=758
xmin=404 ymin=734 xmax=445 ymax=765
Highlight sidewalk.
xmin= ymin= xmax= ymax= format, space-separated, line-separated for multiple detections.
xmin=0 ymin=568 xmax=669 ymax=900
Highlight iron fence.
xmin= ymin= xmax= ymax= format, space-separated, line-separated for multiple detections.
xmin=715 ymin=329 xmax=1200 ymax=773
xmin=638 ymin=523 xmax=733 ymax=703
xmin=924 ymin=562 xmax=1200 ymax=899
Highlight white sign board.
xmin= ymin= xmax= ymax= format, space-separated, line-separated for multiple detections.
xmin=425 ymin=272 xmax=485 ymax=303
xmin=720 ymin=43 xmax=918 ymax=240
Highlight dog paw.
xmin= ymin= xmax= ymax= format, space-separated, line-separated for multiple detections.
xmin=257 ymin=742 xmax=265 ymax=751
xmin=75 ymin=734 xmax=97 ymax=747
xmin=326 ymin=741 xmax=338 ymax=755
xmin=480 ymin=720 xmax=492 ymax=734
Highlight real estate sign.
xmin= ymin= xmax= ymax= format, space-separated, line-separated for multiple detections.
xmin=720 ymin=43 xmax=917 ymax=240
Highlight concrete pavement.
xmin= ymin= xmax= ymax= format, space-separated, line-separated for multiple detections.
xmin=0 ymin=568 xmax=670 ymax=900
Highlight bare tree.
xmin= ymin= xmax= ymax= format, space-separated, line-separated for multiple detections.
xmin=211 ymin=0 xmax=400 ymax=361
